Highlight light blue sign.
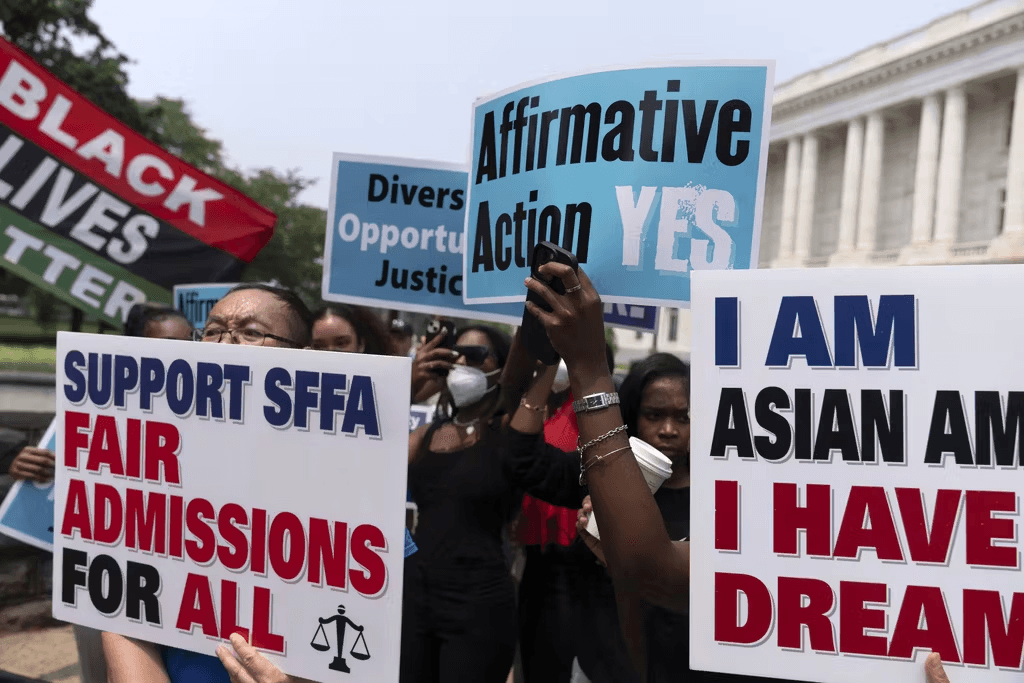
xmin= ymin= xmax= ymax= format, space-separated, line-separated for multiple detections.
xmin=0 ymin=418 xmax=56 ymax=551
xmin=463 ymin=63 xmax=773 ymax=308
xmin=172 ymin=283 xmax=239 ymax=329
xmin=323 ymin=154 xmax=522 ymax=325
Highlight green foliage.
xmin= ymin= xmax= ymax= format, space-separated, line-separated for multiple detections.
xmin=233 ymin=170 xmax=325 ymax=306
xmin=138 ymin=97 xmax=227 ymax=174
xmin=1 ymin=0 xmax=163 ymax=141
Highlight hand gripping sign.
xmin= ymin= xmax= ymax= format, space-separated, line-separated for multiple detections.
xmin=463 ymin=62 xmax=773 ymax=309
xmin=52 ymin=333 xmax=410 ymax=682
xmin=690 ymin=265 xmax=1024 ymax=683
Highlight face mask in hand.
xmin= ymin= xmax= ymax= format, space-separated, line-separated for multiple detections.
xmin=551 ymin=360 xmax=570 ymax=394
xmin=446 ymin=365 xmax=500 ymax=407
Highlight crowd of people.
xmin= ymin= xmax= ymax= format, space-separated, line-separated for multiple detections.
xmin=0 ymin=273 xmax=959 ymax=683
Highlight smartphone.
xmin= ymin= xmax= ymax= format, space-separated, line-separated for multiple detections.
xmin=522 ymin=241 xmax=579 ymax=365
xmin=424 ymin=318 xmax=458 ymax=375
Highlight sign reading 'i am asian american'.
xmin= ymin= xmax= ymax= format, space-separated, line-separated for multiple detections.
xmin=690 ymin=265 xmax=1024 ymax=683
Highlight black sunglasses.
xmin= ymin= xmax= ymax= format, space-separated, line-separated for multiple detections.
xmin=452 ymin=345 xmax=494 ymax=364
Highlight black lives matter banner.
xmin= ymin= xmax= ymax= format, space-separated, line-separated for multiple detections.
xmin=0 ymin=39 xmax=276 ymax=325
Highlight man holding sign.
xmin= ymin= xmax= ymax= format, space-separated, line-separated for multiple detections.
xmin=76 ymin=284 xmax=409 ymax=683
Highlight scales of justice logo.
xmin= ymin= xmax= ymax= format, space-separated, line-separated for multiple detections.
xmin=310 ymin=605 xmax=370 ymax=673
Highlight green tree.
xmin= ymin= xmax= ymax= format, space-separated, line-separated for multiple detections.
xmin=1 ymin=0 xmax=163 ymax=141
xmin=235 ymin=170 xmax=325 ymax=305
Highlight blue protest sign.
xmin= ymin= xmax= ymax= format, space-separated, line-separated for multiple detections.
xmin=463 ymin=62 xmax=773 ymax=308
xmin=0 ymin=418 xmax=56 ymax=551
xmin=172 ymin=282 xmax=239 ymax=329
xmin=603 ymin=303 xmax=659 ymax=332
xmin=323 ymin=154 xmax=520 ymax=324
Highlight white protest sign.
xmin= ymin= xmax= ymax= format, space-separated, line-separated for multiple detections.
xmin=52 ymin=332 xmax=410 ymax=682
xmin=691 ymin=265 xmax=1024 ymax=683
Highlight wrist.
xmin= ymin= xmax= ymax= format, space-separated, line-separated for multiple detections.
xmin=569 ymin=365 xmax=615 ymax=397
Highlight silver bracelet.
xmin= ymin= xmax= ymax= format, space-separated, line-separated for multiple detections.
xmin=580 ymin=444 xmax=632 ymax=485
xmin=576 ymin=424 xmax=627 ymax=460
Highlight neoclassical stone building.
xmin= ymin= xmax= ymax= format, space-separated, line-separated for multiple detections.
xmin=615 ymin=0 xmax=1024 ymax=362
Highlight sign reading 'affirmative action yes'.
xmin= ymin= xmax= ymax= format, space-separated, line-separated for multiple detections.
xmin=690 ymin=266 xmax=1024 ymax=683
xmin=463 ymin=62 xmax=773 ymax=308
xmin=52 ymin=333 xmax=410 ymax=682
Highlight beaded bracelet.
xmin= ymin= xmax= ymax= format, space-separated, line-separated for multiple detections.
xmin=579 ymin=444 xmax=632 ymax=485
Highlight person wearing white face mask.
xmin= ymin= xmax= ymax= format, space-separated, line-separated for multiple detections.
xmin=403 ymin=325 xmax=580 ymax=683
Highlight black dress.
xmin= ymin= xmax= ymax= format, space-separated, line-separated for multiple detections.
xmin=400 ymin=420 xmax=584 ymax=683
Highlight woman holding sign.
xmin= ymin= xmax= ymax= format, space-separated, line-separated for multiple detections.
xmin=521 ymin=264 xmax=798 ymax=683
xmin=403 ymin=325 xmax=583 ymax=683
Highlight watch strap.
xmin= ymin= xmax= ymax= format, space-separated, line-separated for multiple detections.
xmin=572 ymin=392 xmax=620 ymax=414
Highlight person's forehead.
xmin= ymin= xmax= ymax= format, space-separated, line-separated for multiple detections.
xmin=208 ymin=290 xmax=287 ymax=325
xmin=313 ymin=314 xmax=356 ymax=336
xmin=642 ymin=376 xmax=689 ymax=407
xmin=457 ymin=330 xmax=492 ymax=348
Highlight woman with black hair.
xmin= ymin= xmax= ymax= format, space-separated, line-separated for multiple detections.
xmin=503 ymin=352 xmax=689 ymax=683
xmin=123 ymin=303 xmax=193 ymax=340
xmin=402 ymin=325 xmax=576 ymax=683
xmin=310 ymin=304 xmax=395 ymax=355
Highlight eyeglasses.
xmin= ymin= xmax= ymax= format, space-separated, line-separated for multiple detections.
xmin=193 ymin=326 xmax=301 ymax=347
xmin=453 ymin=345 xmax=494 ymax=365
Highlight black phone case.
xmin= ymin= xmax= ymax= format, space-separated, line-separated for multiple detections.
xmin=521 ymin=243 xmax=575 ymax=366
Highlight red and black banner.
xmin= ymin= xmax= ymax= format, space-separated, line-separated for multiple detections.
xmin=0 ymin=39 xmax=276 ymax=296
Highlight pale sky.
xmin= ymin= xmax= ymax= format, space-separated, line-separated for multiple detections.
xmin=91 ymin=0 xmax=972 ymax=208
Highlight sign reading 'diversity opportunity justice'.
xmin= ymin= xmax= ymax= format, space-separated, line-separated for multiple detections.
xmin=463 ymin=62 xmax=773 ymax=308
xmin=0 ymin=40 xmax=276 ymax=326
xmin=322 ymin=153 xmax=659 ymax=330
xmin=0 ymin=417 xmax=57 ymax=551
xmin=52 ymin=333 xmax=409 ymax=682
xmin=690 ymin=266 xmax=1024 ymax=683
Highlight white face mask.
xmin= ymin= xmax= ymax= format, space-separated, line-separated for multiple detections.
xmin=446 ymin=365 xmax=500 ymax=407
xmin=551 ymin=360 xmax=570 ymax=394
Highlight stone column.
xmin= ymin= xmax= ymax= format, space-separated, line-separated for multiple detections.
xmin=773 ymin=137 xmax=802 ymax=266
xmin=992 ymin=68 xmax=1024 ymax=259
xmin=899 ymin=94 xmax=943 ymax=264
xmin=830 ymin=118 xmax=864 ymax=266
xmin=792 ymin=133 xmax=818 ymax=262
xmin=933 ymin=86 xmax=967 ymax=246
xmin=856 ymin=110 xmax=885 ymax=254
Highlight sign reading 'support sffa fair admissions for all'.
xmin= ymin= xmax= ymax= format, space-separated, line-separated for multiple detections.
xmin=690 ymin=266 xmax=1024 ymax=683
xmin=52 ymin=333 xmax=410 ymax=682
xmin=463 ymin=63 xmax=773 ymax=308
xmin=0 ymin=40 xmax=276 ymax=326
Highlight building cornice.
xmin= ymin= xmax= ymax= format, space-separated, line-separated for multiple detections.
xmin=774 ymin=9 xmax=1024 ymax=121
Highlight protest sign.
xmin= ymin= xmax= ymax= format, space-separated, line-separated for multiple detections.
xmin=173 ymin=283 xmax=240 ymax=329
xmin=409 ymin=404 xmax=435 ymax=432
xmin=463 ymin=62 xmax=773 ymax=309
xmin=0 ymin=40 xmax=276 ymax=326
xmin=602 ymin=302 xmax=658 ymax=332
xmin=690 ymin=265 xmax=1024 ymax=683
xmin=322 ymin=154 xmax=520 ymax=324
xmin=0 ymin=417 xmax=56 ymax=551
xmin=52 ymin=332 xmax=409 ymax=681
xmin=323 ymin=153 xmax=662 ymax=331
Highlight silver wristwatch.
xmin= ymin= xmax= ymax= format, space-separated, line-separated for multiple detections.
xmin=572 ymin=392 xmax=620 ymax=414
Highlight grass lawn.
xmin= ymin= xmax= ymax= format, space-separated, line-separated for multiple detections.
xmin=0 ymin=344 xmax=56 ymax=372
xmin=0 ymin=315 xmax=104 ymax=339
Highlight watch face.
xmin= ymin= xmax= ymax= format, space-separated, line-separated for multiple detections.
xmin=587 ymin=396 xmax=602 ymax=408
